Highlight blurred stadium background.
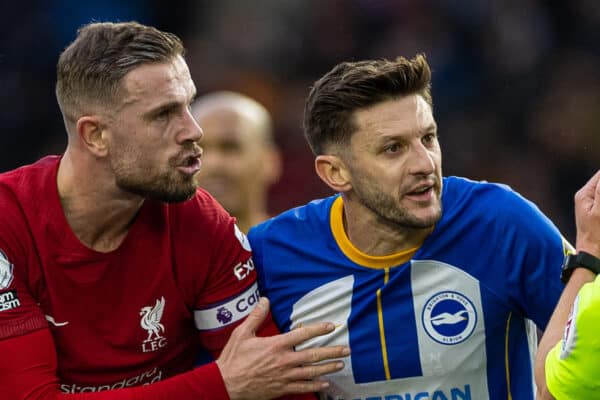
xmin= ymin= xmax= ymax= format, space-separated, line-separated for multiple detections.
xmin=1 ymin=0 xmax=598 ymax=242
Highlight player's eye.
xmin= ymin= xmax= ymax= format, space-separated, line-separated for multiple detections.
xmin=422 ymin=133 xmax=437 ymax=146
xmin=156 ymin=109 xmax=171 ymax=120
xmin=384 ymin=144 xmax=400 ymax=153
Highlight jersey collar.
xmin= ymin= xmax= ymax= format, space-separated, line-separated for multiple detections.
xmin=329 ymin=196 xmax=419 ymax=269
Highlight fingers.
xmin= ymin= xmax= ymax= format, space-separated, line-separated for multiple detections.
xmin=575 ymin=170 xmax=600 ymax=214
xmin=280 ymin=321 xmax=336 ymax=346
xmin=578 ymin=170 xmax=600 ymax=202
xmin=287 ymin=345 xmax=350 ymax=365
xmin=589 ymin=169 xmax=600 ymax=186
xmin=592 ymin=170 xmax=600 ymax=210
xmin=275 ymin=323 xmax=350 ymax=365
xmin=235 ymin=297 xmax=270 ymax=336
xmin=575 ymin=170 xmax=600 ymax=256
xmin=280 ymin=380 xmax=331 ymax=394
xmin=284 ymin=360 xmax=345 ymax=381
xmin=276 ymin=360 xmax=347 ymax=394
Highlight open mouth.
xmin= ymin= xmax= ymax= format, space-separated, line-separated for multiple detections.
xmin=405 ymin=185 xmax=435 ymax=201
xmin=408 ymin=186 xmax=432 ymax=195
xmin=177 ymin=156 xmax=202 ymax=175
xmin=185 ymin=156 xmax=199 ymax=167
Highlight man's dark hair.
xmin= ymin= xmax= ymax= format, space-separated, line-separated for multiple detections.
xmin=303 ymin=54 xmax=433 ymax=155
xmin=56 ymin=21 xmax=184 ymax=121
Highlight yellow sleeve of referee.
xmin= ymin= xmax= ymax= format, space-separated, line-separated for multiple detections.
xmin=545 ymin=275 xmax=600 ymax=399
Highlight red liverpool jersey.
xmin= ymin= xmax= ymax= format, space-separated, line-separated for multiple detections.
xmin=0 ymin=156 xmax=266 ymax=396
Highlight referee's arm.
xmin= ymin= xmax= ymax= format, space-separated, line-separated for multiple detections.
xmin=535 ymin=269 xmax=595 ymax=400
xmin=535 ymin=169 xmax=600 ymax=399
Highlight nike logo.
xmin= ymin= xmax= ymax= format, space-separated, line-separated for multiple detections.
xmin=45 ymin=315 xmax=69 ymax=327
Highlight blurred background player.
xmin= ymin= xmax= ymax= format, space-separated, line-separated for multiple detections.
xmin=192 ymin=92 xmax=282 ymax=232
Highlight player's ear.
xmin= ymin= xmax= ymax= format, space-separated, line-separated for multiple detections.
xmin=315 ymin=154 xmax=352 ymax=193
xmin=76 ymin=115 xmax=109 ymax=157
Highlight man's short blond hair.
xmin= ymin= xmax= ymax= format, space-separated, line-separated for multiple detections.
xmin=56 ymin=21 xmax=184 ymax=121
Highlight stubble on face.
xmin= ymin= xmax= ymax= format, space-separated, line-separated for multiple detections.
xmin=111 ymin=144 xmax=200 ymax=203
xmin=108 ymin=57 xmax=202 ymax=203
xmin=349 ymin=165 xmax=442 ymax=230
xmin=344 ymin=96 xmax=443 ymax=230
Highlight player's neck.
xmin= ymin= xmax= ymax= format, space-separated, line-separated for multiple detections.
xmin=57 ymin=151 xmax=144 ymax=253
xmin=342 ymin=199 xmax=433 ymax=257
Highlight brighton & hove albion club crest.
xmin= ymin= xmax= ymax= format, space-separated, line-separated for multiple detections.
xmin=0 ymin=250 xmax=14 ymax=290
xmin=140 ymin=297 xmax=167 ymax=353
xmin=422 ymin=291 xmax=477 ymax=345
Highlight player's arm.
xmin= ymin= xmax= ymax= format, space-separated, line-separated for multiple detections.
xmin=534 ymin=269 xmax=595 ymax=400
xmin=0 ymin=248 xmax=231 ymax=399
xmin=0 ymin=287 xmax=341 ymax=400
xmin=0 ymin=305 xmax=340 ymax=400
xmin=538 ymin=273 xmax=600 ymax=400
xmin=196 ymin=282 xmax=329 ymax=400
xmin=192 ymin=206 xmax=346 ymax=400
xmin=215 ymin=297 xmax=347 ymax=399
xmin=535 ymin=170 xmax=600 ymax=399
xmin=0 ymin=327 xmax=231 ymax=400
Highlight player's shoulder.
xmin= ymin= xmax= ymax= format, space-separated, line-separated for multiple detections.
xmin=250 ymin=194 xmax=337 ymax=239
xmin=166 ymin=187 xmax=236 ymax=241
xmin=170 ymin=187 xmax=229 ymax=221
xmin=444 ymin=175 xmax=518 ymax=200
xmin=443 ymin=176 xmax=536 ymax=217
xmin=164 ymin=188 xmax=250 ymax=277
xmin=0 ymin=156 xmax=59 ymax=193
xmin=442 ymin=176 xmax=560 ymax=243
xmin=0 ymin=156 xmax=60 ymax=223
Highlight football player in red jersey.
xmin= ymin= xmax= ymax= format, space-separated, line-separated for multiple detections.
xmin=0 ymin=21 xmax=347 ymax=400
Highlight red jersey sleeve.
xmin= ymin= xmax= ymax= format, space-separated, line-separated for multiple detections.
xmin=0 ymin=173 xmax=230 ymax=400
xmin=0 ymin=247 xmax=47 ymax=339
xmin=0 ymin=329 xmax=230 ymax=400
xmin=176 ymin=194 xmax=316 ymax=400
xmin=180 ymin=190 xmax=279 ymax=357
xmin=0 ymin=166 xmax=311 ymax=400
xmin=0 ymin=186 xmax=47 ymax=340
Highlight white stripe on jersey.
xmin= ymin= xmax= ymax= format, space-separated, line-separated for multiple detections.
xmin=288 ymin=261 xmax=492 ymax=399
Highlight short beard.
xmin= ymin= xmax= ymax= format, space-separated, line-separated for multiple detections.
xmin=115 ymin=170 xmax=199 ymax=203
xmin=352 ymin=178 xmax=442 ymax=230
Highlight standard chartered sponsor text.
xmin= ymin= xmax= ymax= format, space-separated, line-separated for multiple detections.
xmin=60 ymin=367 xmax=163 ymax=393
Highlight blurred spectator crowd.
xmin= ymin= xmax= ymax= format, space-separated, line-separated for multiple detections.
xmin=1 ymin=0 xmax=599 ymax=241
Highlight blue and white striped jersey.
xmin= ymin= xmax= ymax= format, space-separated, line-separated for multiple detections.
xmin=249 ymin=177 xmax=569 ymax=400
